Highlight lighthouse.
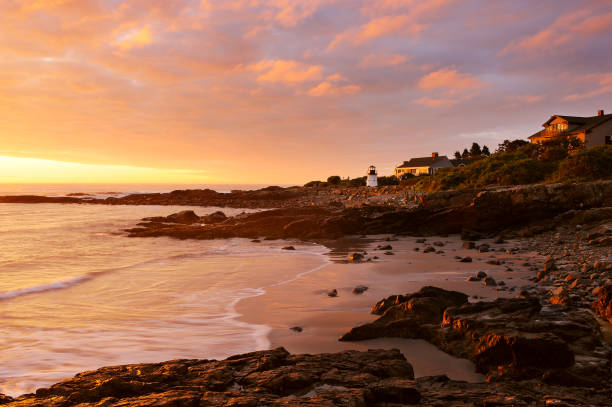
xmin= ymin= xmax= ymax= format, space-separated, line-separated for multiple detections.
xmin=366 ymin=165 xmax=378 ymax=187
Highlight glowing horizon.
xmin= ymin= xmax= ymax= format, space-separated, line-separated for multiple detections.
xmin=0 ymin=156 xmax=214 ymax=184
xmin=1 ymin=1 xmax=610 ymax=184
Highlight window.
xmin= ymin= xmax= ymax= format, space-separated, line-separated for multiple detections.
xmin=551 ymin=123 xmax=568 ymax=131
xmin=606 ymin=135 xmax=612 ymax=145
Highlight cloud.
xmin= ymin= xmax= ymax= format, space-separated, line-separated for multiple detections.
xmin=359 ymin=53 xmax=407 ymax=67
xmin=307 ymin=82 xmax=360 ymax=97
xmin=563 ymin=73 xmax=612 ymax=101
xmin=500 ymin=10 xmax=612 ymax=57
xmin=414 ymin=66 xmax=484 ymax=107
xmin=246 ymin=59 xmax=323 ymax=84
xmin=329 ymin=0 xmax=456 ymax=49
xmin=116 ymin=26 xmax=153 ymax=51
xmin=417 ymin=66 xmax=483 ymax=91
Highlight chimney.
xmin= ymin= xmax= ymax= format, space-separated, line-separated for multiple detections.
xmin=598 ymin=109 xmax=604 ymax=116
xmin=432 ymin=152 xmax=439 ymax=158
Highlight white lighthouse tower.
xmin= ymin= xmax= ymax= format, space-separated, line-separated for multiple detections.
xmin=366 ymin=165 xmax=378 ymax=187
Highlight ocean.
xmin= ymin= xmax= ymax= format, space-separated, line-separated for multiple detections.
xmin=0 ymin=185 xmax=327 ymax=396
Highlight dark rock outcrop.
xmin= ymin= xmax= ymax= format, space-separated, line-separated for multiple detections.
xmin=0 ymin=348 xmax=419 ymax=406
xmin=341 ymin=287 xmax=612 ymax=387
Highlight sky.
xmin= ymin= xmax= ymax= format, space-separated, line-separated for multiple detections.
xmin=1 ymin=0 xmax=611 ymax=184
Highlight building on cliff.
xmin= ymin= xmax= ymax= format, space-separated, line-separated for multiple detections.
xmin=394 ymin=153 xmax=453 ymax=177
xmin=528 ymin=109 xmax=612 ymax=147
xmin=366 ymin=165 xmax=378 ymax=187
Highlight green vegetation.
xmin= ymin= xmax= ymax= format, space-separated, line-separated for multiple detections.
xmin=417 ymin=141 xmax=612 ymax=192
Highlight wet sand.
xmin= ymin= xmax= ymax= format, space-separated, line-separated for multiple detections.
xmin=236 ymin=234 xmax=541 ymax=382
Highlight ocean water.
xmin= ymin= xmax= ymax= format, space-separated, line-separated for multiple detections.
xmin=0 ymin=202 xmax=328 ymax=396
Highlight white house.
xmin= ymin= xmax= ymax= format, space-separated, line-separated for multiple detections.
xmin=394 ymin=153 xmax=453 ymax=177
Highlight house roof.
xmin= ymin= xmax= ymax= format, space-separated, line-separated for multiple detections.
xmin=396 ymin=156 xmax=449 ymax=168
xmin=530 ymin=113 xmax=612 ymax=139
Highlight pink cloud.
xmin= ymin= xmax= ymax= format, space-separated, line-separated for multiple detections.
xmin=417 ymin=66 xmax=483 ymax=91
xmin=307 ymin=81 xmax=360 ymax=97
xmin=414 ymin=66 xmax=484 ymax=107
xmin=563 ymin=73 xmax=612 ymax=101
xmin=359 ymin=53 xmax=408 ymax=67
xmin=246 ymin=59 xmax=323 ymax=84
xmin=329 ymin=0 xmax=456 ymax=49
xmin=500 ymin=10 xmax=612 ymax=57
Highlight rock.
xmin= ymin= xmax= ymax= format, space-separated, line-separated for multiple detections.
xmin=462 ymin=241 xmax=476 ymax=249
xmin=341 ymin=286 xmax=469 ymax=341
xmin=592 ymin=285 xmax=612 ymax=324
xmin=201 ymin=211 xmax=227 ymax=224
xmin=352 ymin=285 xmax=369 ymax=294
xmin=477 ymin=271 xmax=488 ymax=279
xmin=349 ymin=252 xmax=364 ymax=262
xmin=461 ymin=229 xmax=483 ymax=241
xmin=377 ymin=244 xmax=392 ymax=250
xmin=483 ymin=276 xmax=497 ymax=286
xmin=416 ymin=238 xmax=426 ymax=243
xmin=467 ymin=275 xmax=480 ymax=282
xmin=384 ymin=251 xmax=394 ymax=255
xmin=251 ymin=239 xmax=261 ymax=243
xmin=290 ymin=326 xmax=303 ymax=332
xmin=460 ymin=256 xmax=473 ymax=263
xmin=327 ymin=289 xmax=338 ymax=297
xmin=433 ymin=241 xmax=444 ymax=247
xmin=0 ymin=347 xmax=423 ymax=407
xmin=282 ymin=246 xmax=295 ymax=250
xmin=423 ymin=246 xmax=436 ymax=253
xmin=545 ymin=257 xmax=558 ymax=272
xmin=494 ymin=236 xmax=505 ymax=244
xmin=479 ymin=246 xmax=490 ymax=253
xmin=344 ymin=291 xmax=611 ymax=386
xmin=165 ymin=210 xmax=201 ymax=224
xmin=413 ymin=247 xmax=420 ymax=251
xmin=487 ymin=259 xmax=501 ymax=265
xmin=549 ymin=287 xmax=571 ymax=306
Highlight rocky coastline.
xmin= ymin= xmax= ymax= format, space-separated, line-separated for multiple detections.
xmin=1 ymin=180 xmax=610 ymax=406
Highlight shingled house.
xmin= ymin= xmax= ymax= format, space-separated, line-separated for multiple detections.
xmin=394 ymin=153 xmax=453 ymax=177
xmin=529 ymin=109 xmax=612 ymax=147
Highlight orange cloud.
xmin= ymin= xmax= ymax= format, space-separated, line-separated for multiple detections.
xmin=246 ymin=59 xmax=323 ymax=84
xmin=417 ymin=66 xmax=482 ymax=90
xmin=116 ymin=27 xmax=153 ymax=51
xmin=414 ymin=66 xmax=484 ymax=107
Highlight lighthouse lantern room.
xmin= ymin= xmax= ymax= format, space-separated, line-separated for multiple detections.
xmin=366 ymin=165 xmax=378 ymax=187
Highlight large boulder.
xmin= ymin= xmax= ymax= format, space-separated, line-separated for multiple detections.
xmin=593 ymin=285 xmax=612 ymax=324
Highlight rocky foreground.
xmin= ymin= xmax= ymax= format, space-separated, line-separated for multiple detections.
xmin=1 ymin=346 xmax=611 ymax=407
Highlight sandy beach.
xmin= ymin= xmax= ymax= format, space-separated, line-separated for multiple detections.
xmin=236 ymin=234 xmax=541 ymax=382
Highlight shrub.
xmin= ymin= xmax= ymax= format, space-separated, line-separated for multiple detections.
xmin=326 ymin=175 xmax=341 ymax=185
xmin=556 ymin=146 xmax=612 ymax=181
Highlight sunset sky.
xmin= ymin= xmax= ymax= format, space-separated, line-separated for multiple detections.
xmin=1 ymin=0 xmax=611 ymax=184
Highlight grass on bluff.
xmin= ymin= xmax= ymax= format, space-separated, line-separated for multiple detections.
xmin=415 ymin=143 xmax=612 ymax=192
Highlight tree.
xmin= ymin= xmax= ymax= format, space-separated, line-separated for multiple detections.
xmin=470 ymin=142 xmax=482 ymax=157
xmin=461 ymin=148 xmax=470 ymax=159
xmin=497 ymin=139 xmax=528 ymax=153
xmin=482 ymin=145 xmax=490 ymax=156
xmin=454 ymin=151 xmax=462 ymax=160
xmin=326 ymin=175 xmax=341 ymax=185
